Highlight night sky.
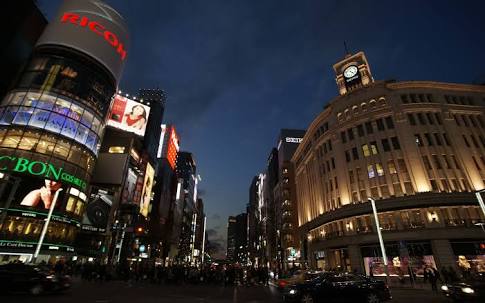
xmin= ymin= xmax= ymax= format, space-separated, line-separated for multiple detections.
xmin=38 ymin=0 xmax=485 ymax=257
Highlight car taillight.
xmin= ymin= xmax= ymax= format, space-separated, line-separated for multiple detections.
xmin=279 ymin=280 xmax=287 ymax=288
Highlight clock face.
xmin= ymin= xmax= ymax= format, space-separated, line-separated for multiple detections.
xmin=343 ymin=65 xmax=358 ymax=78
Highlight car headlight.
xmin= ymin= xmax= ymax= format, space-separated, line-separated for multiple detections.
xmin=289 ymin=289 xmax=297 ymax=295
xmin=461 ymin=287 xmax=474 ymax=294
xmin=441 ymin=285 xmax=449 ymax=291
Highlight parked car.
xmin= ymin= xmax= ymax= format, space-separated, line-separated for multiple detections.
xmin=440 ymin=273 xmax=485 ymax=302
xmin=282 ymin=272 xmax=391 ymax=303
xmin=277 ymin=270 xmax=322 ymax=290
xmin=0 ymin=263 xmax=71 ymax=295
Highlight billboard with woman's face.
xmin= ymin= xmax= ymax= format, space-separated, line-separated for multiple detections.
xmin=3 ymin=174 xmax=87 ymax=219
xmin=107 ymin=94 xmax=150 ymax=136
xmin=140 ymin=163 xmax=154 ymax=217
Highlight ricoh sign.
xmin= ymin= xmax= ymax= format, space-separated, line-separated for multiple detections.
xmin=36 ymin=0 xmax=130 ymax=83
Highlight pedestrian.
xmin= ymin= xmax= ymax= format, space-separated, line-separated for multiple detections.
xmin=425 ymin=267 xmax=440 ymax=293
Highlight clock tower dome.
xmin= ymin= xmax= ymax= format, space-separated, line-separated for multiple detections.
xmin=333 ymin=51 xmax=374 ymax=95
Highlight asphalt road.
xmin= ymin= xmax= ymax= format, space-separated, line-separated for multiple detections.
xmin=0 ymin=279 xmax=449 ymax=303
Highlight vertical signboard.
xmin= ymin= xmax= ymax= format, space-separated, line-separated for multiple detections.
xmin=140 ymin=163 xmax=155 ymax=217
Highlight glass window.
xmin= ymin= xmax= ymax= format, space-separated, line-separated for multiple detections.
xmin=67 ymin=145 xmax=82 ymax=166
xmin=365 ymin=122 xmax=373 ymax=134
xmin=61 ymin=118 xmax=79 ymax=139
xmin=53 ymin=140 xmax=70 ymax=159
xmin=86 ymin=131 xmax=97 ymax=152
xmin=424 ymin=133 xmax=434 ymax=146
xmin=81 ymin=110 xmax=94 ymax=128
xmin=391 ymin=137 xmax=401 ymax=150
xmin=376 ymin=163 xmax=384 ymax=176
xmin=75 ymin=124 xmax=89 ymax=144
xmin=74 ymin=200 xmax=84 ymax=216
xmin=91 ymin=117 xmax=101 ymax=134
xmin=53 ymin=98 xmax=71 ymax=116
xmin=357 ymin=124 xmax=364 ymax=137
xmin=370 ymin=141 xmax=378 ymax=154
xmin=36 ymin=134 xmax=56 ymax=155
xmin=352 ymin=147 xmax=359 ymax=160
xmin=0 ymin=106 xmax=18 ymax=125
xmin=66 ymin=196 xmax=76 ymax=213
xmin=68 ymin=102 xmax=83 ymax=122
xmin=415 ymin=134 xmax=423 ymax=146
xmin=45 ymin=112 xmax=65 ymax=134
xmin=17 ymin=134 xmax=39 ymax=151
xmin=376 ymin=118 xmax=385 ymax=131
xmin=36 ymin=93 xmax=56 ymax=110
xmin=417 ymin=113 xmax=426 ymax=125
xmin=388 ymin=160 xmax=397 ymax=174
xmin=385 ymin=116 xmax=394 ymax=129
xmin=1 ymin=135 xmax=20 ymax=148
xmin=362 ymin=144 xmax=370 ymax=157
xmin=28 ymin=108 xmax=50 ymax=128
xmin=12 ymin=106 xmax=33 ymax=125
xmin=7 ymin=92 xmax=27 ymax=105
xmin=347 ymin=128 xmax=354 ymax=140
xmin=367 ymin=165 xmax=375 ymax=178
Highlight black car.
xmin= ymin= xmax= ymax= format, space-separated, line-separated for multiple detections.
xmin=282 ymin=272 xmax=391 ymax=303
xmin=440 ymin=273 xmax=485 ymax=302
xmin=0 ymin=263 xmax=71 ymax=295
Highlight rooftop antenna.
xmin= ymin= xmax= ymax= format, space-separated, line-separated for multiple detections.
xmin=344 ymin=41 xmax=351 ymax=58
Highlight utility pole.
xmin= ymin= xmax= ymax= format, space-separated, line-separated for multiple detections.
xmin=368 ymin=198 xmax=390 ymax=285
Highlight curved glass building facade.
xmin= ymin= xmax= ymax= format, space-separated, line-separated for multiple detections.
xmin=0 ymin=0 xmax=128 ymax=261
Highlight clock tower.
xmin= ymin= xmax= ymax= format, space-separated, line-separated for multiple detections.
xmin=333 ymin=51 xmax=374 ymax=95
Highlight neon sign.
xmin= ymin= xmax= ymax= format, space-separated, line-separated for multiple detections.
xmin=0 ymin=156 xmax=87 ymax=189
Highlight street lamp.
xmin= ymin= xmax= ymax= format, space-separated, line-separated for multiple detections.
xmin=33 ymin=188 xmax=63 ymax=263
xmin=474 ymin=190 xmax=485 ymax=218
xmin=368 ymin=198 xmax=390 ymax=284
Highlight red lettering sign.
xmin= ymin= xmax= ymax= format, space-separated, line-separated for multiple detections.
xmin=61 ymin=12 xmax=127 ymax=61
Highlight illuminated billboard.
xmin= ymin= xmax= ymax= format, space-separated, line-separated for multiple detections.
xmin=107 ymin=94 xmax=150 ymax=136
xmin=4 ymin=174 xmax=87 ymax=218
xmin=167 ymin=127 xmax=179 ymax=170
xmin=140 ymin=163 xmax=155 ymax=217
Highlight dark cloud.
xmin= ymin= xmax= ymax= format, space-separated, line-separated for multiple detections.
xmin=209 ymin=214 xmax=221 ymax=221
xmin=206 ymin=228 xmax=218 ymax=237
xmin=37 ymin=0 xmax=485 ymax=250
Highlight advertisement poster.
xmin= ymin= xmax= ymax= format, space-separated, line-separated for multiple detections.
xmin=107 ymin=94 xmax=150 ymax=136
xmin=82 ymin=188 xmax=113 ymax=232
xmin=14 ymin=176 xmax=67 ymax=211
xmin=121 ymin=168 xmax=138 ymax=204
xmin=140 ymin=163 xmax=155 ymax=217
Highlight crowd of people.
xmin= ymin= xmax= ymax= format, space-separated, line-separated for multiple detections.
xmin=42 ymin=259 xmax=272 ymax=286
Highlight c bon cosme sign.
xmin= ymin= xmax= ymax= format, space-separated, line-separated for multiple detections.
xmin=0 ymin=156 xmax=87 ymax=189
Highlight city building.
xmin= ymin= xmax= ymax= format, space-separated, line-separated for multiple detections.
xmin=171 ymin=151 xmax=198 ymax=264
xmin=247 ymin=176 xmax=261 ymax=265
xmin=0 ymin=0 xmax=47 ymax=100
xmin=273 ymin=129 xmax=305 ymax=269
xmin=193 ymin=198 xmax=206 ymax=265
xmin=226 ymin=213 xmax=248 ymax=263
xmin=0 ymin=0 xmax=129 ymax=262
xmin=292 ymin=51 xmax=485 ymax=275
xmin=151 ymin=124 xmax=179 ymax=263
